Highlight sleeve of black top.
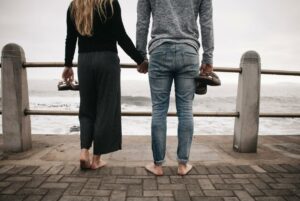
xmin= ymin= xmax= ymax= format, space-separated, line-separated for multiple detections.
xmin=64 ymin=5 xmax=78 ymax=67
xmin=112 ymin=1 xmax=144 ymax=65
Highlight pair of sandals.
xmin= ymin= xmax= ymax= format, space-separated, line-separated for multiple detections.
xmin=195 ymin=71 xmax=221 ymax=95
xmin=58 ymin=80 xmax=79 ymax=91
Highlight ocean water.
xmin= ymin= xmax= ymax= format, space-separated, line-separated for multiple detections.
xmin=0 ymin=78 xmax=299 ymax=135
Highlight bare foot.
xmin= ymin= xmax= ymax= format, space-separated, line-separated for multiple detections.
xmin=145 ymin=163 xmax=163 ymax=176
xmin=91 ymin=155 xmax=107 ymax=170
xmin=79 ymin=149 xmax=91 ymax=170
xmin=178 ymin=163 xmax=193 ymax=176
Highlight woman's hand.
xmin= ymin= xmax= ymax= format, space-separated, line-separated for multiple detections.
xmin=62 ymin=67 xmax=74 ymax=83
xmin=137 ymin=60 xmax=148 ymax=74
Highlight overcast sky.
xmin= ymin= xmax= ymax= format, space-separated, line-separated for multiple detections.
xmin=0 ymin=0 xmax=299 ymax=82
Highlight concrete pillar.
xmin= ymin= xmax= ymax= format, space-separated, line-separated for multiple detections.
xmin=1 ymin=43 xmax=32 ymax=152
xmin=233 ymin=51 xmax=261 ymax=153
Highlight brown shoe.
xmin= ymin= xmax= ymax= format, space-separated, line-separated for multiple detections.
xmin=195 ymin=80 xmax=207 ymax=95
xmin=196 ymin=71 xmax=221 ymax=86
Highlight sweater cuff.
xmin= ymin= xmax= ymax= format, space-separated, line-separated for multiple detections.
xmin=136 ymin=55 xmax=145 ymax=65
xmin=64 ymin=60 xmax=73 ymax=67
xmin=201 ymin=56 xmax=213 ymax=65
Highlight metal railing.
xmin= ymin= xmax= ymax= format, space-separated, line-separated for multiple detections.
xmin=1 ymin=63 xmax=299 ymax=118
xmin=2 ymin=62 xmax=300 ymax=76
xmin=0 ymin=43 xmax=299 ymax=153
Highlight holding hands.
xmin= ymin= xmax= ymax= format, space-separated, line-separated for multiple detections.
xmin=137 ymin=60 xmax=148 ymax=74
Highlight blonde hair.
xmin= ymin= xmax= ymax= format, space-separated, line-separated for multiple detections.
xmin=71 ymin=0 xmax=114 ymax=36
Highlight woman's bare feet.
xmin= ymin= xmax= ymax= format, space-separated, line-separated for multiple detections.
xmin=178 ymin=163 xmax=193 ymax=176
xmin=91 ymin=155 xmax=107 ymax=170
xmin=79 ymin=149 xmax=91 ymax=170
xmin=145 ymin=163 xmax=164 ymax=176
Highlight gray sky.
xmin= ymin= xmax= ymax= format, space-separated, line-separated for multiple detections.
xmin=0 ymin=0 xmax=299 ymax=82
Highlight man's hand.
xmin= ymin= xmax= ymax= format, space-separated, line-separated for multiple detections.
xmin=62 ymin=67 xmax=74 ymax=83
xmin=200 ymin=64 xmax=213 ymax=75
xmin=137 ymin=60 xmax=148 ymax=74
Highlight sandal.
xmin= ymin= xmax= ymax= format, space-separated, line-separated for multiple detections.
xmin=196 ymin=71 xmax=221 ymax=86
xmin=70 ymin=80 xmax=79 ymax=91
xmin=57 ymin=80 xmax=71 ymax=91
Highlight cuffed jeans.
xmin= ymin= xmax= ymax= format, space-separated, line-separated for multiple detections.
xmin=149 ymin=43 xmax=199 ymax=165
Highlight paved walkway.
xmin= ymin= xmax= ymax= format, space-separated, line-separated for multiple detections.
xmin=0 ymin=163 xmax=299 ymax=201
xmin=0 ymin=135 xmax=299 ymax=201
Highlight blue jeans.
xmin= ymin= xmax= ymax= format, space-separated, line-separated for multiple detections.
xmin=149 ymin=43 xmax=199 ymax=165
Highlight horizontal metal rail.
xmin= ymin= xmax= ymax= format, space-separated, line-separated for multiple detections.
xmin=261 ymin=69 xmax=300 ymax=76
xmin=0 ymin=110 xmax=299 ymax=118
xmin=1 ymin=62 xmax=300 ymax=76
xmin=259 ymin=113 xmax=300 ymax=118
xmin=0 ymin=109 xmax=295 ymax=118
xmin=23 ymin=109 xmax=239 ymax=117
xmin=22 ymin=62 xmax=242 ymax=73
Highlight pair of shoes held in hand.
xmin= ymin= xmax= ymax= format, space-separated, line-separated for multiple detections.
xmin=58 ymin=80 xmax=79 ymax=91
xmin=195 ymin=71 xmax=221 ymax=95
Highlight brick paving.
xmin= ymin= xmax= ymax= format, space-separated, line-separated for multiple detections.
xmin=0 ymin=164 xmax=299 ymax=201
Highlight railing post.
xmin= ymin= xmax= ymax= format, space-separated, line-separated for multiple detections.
xmin=233 ymin=51 xmax=261 ymax=153
xmin=1 ymin=43 xmax=32 ymax=152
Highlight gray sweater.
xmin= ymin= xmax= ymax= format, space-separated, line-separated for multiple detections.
xmin=136 ymin=0 xmax=214 ymax=65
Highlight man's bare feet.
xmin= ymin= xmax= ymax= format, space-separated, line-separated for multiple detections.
xmin=178 ymin=163 xmax=193 ymax=176
xmin=91 ymin=155 xmax=107 ymax=170
xmin=145 ymin=163 xmax=163 ymax=176
xmin=79 ymin=149 xmax=91 ymax=170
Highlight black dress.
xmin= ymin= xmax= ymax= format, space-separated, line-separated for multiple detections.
xmin=64 ymin=0 xmax=144 ymax=154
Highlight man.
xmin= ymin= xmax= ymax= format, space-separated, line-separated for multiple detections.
xmin=136 ymin=0 xmax=214 ymax=175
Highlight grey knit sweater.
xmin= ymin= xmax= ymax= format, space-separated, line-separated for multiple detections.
xmin=136 ymin=0 xmax=214 ymax=65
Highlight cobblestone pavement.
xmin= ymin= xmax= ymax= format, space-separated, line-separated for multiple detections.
xmin=0 ymin=164 xmax=299 ymax=201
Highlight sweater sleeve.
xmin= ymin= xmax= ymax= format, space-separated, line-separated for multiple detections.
xmin=112 ymin=1 xmax=144 ymax=65
xmin=64 ymin=5 xmax=78 ymax=67
xmin=136 ymin=0 xmax=151 ymax=60
xmin=199 ymin=0 xmax=214 ymax=65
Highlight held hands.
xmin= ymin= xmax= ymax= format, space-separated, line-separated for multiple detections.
xmin=137 ymin=60 xmax=148 ymax=74
xmin=200 ymin=63 xmax=213 ymax=75
xmin=62 ymin=67 xmax=74 ymax=83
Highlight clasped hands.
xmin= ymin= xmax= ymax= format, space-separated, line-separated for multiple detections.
xmin=137 ymin=60 xmax=148 ymax=74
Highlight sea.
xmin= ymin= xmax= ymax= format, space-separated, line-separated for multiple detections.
xmin=0 ymin=77 xmax=299 ymax=136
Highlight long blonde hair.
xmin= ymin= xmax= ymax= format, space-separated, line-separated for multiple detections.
xmin=71 ymin=0 xmax=114 ymax=36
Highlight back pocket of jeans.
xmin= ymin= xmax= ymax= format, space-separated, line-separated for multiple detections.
xmin=183 ymin=52 xmax=199 ymax=67
xmin=149 ymin=52 xmax=167 ymax=78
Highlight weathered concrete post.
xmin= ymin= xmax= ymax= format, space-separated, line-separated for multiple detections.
xmin=1 ymin=43 xmax=32 ymax=152
xmin=233 ymin=51 xmax=261 ymax=153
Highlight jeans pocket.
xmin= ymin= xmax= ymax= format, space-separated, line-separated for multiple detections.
xmin=183 ymin=52 xmax=199 ymax=66
xmin=149 ymin=52 xmax=167 ymax=78
xmin=182 ymin=51 xmax=199 ymax=78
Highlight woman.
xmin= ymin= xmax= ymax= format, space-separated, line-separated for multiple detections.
xmin=62 ymin=0 xmax=147 ymax=169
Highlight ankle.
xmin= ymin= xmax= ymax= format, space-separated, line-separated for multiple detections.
xmin=92 ymin=155 xmax=101 ymax=162
xmin=80 ymin=149 xmax=89 ymax=157
xmin=178 ymin=163 xmax=187 ymax=168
